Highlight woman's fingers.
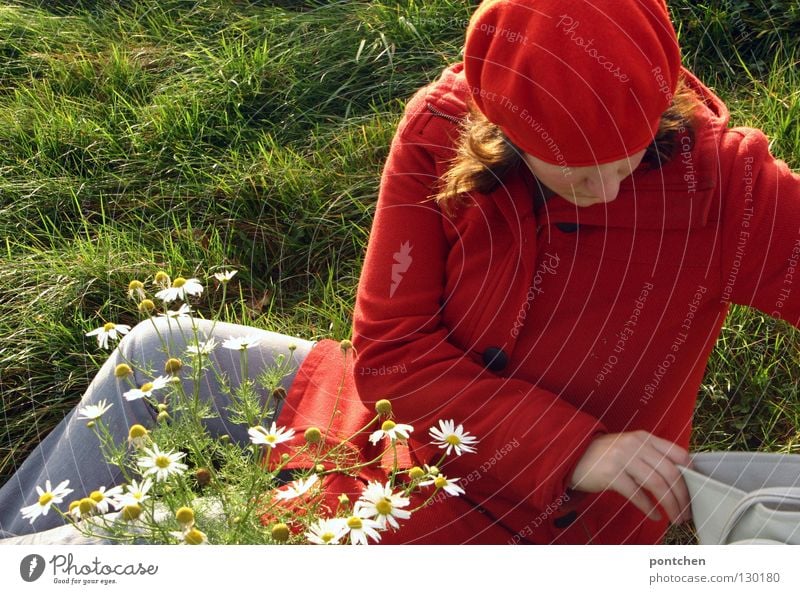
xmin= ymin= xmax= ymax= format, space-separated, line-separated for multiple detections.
xmin=611 ymin=470 xmax=662 ymax=521
xmin=641 ymin=449 xmax=692 ymax=523
xmin=627 ymin=457 xmax=687 ymax=524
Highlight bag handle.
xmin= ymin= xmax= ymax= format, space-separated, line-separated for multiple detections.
xmin=718 ymin=487 xmax=800 ymax=545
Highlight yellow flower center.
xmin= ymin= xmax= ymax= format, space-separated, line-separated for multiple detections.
xmin=68 ymin=500 xmax=80 ymax=512
xmin=408 ymin=466 xmax=425 ymax=480
xmin=154 ymin=271 xmax=170 ymax=285
xmin=114 ymin=363 xmax=132 ymax=378
xmin=184 ymin=528 xmax=206 ymax=545
xmin=103 ymin=322 xmax=116 ymax=331
xmin=445 ymin=435 xmax=462 ymax=445
xmin=155 ymin=455 xmax=172 ymax=469
xmin=129 ymin=424 xmax=148 ymax=439
xmin=89 ymin=491 xmax=104 ymax=503
xmin=346 ymin=516 xmax=362 ymax=530
xmin=164 ymin=358 xmax=182 ymax=374
xmin=176 ymin=507 xmax=195 ymax=526
xmin=140 ymin=382 xmax=154 ymax=393
xmin=265 ymin=435 xmax=277 ymax=443
xmin=271 ymin=523 xmax=290 ymax=542
xmin=79 ymin=498 xmax=96 ymax=515
xmin=129 ymin=280 xmax=144 ymax=291
xmin=138 ymin=299 xmax=155 ymax=312
xmin=173 ymin=277 xmax=186 ymax=288
xmin=375 ymin=498 xmax=393 ymax=516
xmin=381 ymin=420 xmax=396 ymax=432
xmin=321 ymin=532 xmax=335 ymax=543
xmin=434 ymin=476 xmax=447 ymax=489
xmin=375 ymin=399 xmax=392 ymax=415
xmin=122 ymin=504 xmax=142 ymax=521
xmin=38 ymin=492 xmax=54 ymax=506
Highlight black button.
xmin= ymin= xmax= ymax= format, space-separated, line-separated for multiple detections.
xmin=553 ymin=510 xmax=578 ymax=529
xmin=555 ymin=222 xmax=580 ymax=233
xmin=482 ymin=347 xmax=508 ymax=372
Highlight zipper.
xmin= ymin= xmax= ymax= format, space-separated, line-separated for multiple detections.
xmin=426 ymin=102 xmax=463 ymax=125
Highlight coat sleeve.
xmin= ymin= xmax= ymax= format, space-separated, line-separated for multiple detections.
xmin=720 ymin=127 xmax=800 ymax=327
xmin=351 ymin=104 xmax=607 ymax=513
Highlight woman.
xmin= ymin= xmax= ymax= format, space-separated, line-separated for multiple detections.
xmin=2 ymin=0 xmax=798 ymax=544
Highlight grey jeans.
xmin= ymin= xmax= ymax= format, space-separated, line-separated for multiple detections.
xmin=0 ymin=316 xmax=315 ymax=540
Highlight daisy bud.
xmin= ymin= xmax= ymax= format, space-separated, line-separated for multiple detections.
xmin=315 ymin=464 xmax=325 ymax=474
xmin=86 ymin=420 xmax=95 ymax=429
xmin=154 ymin=271 xmax=170 ymax=286
xmin=272 ymin=386 xmax=287 ymax=401
xmin=339 ymin=339 xmax=352 ymax=352
xmin=281 ymin=453 xmax=290 ymax=462
xmin=287 ymin=343 xmax=297 ymax=352
xmin=271 ymin=522 xmax=290 ymax=542
xmin=157 ymin=411 xmax=170 ymax=423
xmin=220 ymin=435 xmax=231 ymax=444
xmin=337 ymin=493 xmax=350 ymax=508
xmin=195 ymin=468 xmax=211 ymax=487
xmin=114 ymin=363 xmax=133 ymax=378
xmin=375 ymin=399 xmax=392 ymax=416
xmin=184 ymin=528 xmax=207 ymax=545
xmin=157 ymin=403 xmax=168 ymax=412
xmin=79 ymin=498 xmax=96 ymax=516
xmin=175 ymin=506 xmax=195 ymax=528
xmin=304 ymin=427 xmax=322 ymax=443
xmin=408 ymin=466 xmax=425 ymax=480
xmin=138 ymin=299 xmax=156 ymax=313
xmin=427 ymin=465 xmax=440 ymax=476
xmin=128 ymin=424 xmax=149 ymax=446
xmin=121 ymin=504 xmax=142 ymax=521
xmin=164 ymin=358 xmax=182 ymax=374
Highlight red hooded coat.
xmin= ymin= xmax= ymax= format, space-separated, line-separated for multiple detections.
xmin=267 ymin=62 xmax=800 ymax=544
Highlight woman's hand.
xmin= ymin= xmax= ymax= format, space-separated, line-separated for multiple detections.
xmin=568 ymin=430 xmax=692 ymax=524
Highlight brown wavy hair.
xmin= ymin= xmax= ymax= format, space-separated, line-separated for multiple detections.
xmin=432 ymin=75 xmax=700 ymax=217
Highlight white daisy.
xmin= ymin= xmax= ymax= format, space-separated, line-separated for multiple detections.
xmin=222 ymin=335 xmax=262 ymax=351
xmin=248 ymin=423 xmax=296 ymax=448
xmin=306 ymin=517 xmax=348 ymax=545
xmin=342 ymin=510 xmax=383 ymax=545
xmin=419 ymin=474 xmax=465 ymax=497
xmin=85 ymin=322 xmax=131 ymax=350
xmin=115 ymin=478 xmax=154 ymax=507
xmin=137 ymin=444 xmax=188 ymax=481
xmin=213 ymin=270 xmax=237 ymax=283
xmin=354 ymin=480 xmax=411 ymax=530
xmin=275 ymin=474 xmax=319 ymax=501
xmin=20 ymin=480 xmax=74 ymax=524
xmin=185 ymin=338 xmax=217 ymax=357
xmin=429 ymin=419 xmax=479 ymax=456
xmin=123 ymin=375 xmax=172 ymax=401
xmin=158 ymin=303 xmax=193 ymax=319
xmin=77 ymin=399 xmax=114 ymax=421
xmin=368 ymin=420 xmax=414 ymax=445
xmin=88 ymin=485 xmax=124 ymax=514
xmin=154 ymin=277 xmax=204 ymax=303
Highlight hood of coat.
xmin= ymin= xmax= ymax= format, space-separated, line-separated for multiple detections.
xmin=419 ymin=61 xmax=731 ymax=232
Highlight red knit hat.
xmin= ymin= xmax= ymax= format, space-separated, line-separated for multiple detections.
xmin=464 ymin=0 xmax=681 ymax=166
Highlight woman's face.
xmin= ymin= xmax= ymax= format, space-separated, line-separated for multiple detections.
xmin=522 ymin=149 xmax=647 ymax=207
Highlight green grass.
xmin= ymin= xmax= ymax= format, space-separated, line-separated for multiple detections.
xmin=0 ymin=0 xmax=798 ymax=545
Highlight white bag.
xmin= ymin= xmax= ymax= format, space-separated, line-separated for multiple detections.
xmin=679 ymin=452 xmax=800 ymax=545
